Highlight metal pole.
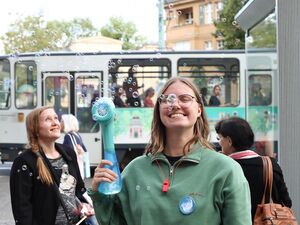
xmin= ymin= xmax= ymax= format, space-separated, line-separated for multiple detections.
xmin=158 ymin=0 xmax=165 ymax=50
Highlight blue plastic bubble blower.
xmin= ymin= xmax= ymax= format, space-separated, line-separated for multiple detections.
xmin=91 ymin=97 xmax=122 ymax=194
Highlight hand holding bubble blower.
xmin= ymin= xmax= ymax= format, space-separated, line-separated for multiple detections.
xmin=92 ymin=97 xmax=122 ymax=194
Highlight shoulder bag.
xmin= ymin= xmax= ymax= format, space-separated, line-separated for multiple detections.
xmin=254 ymin=156 xmax=298 ymax=225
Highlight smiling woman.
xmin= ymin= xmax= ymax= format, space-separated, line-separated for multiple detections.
xmin=10 ymin=106 xmax=94 ymax=225
xmin=88 ymin=77 xmax=252 ymax=225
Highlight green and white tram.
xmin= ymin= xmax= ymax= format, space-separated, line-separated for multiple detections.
xmin=0 ymin=50 xmax=277 ymax=168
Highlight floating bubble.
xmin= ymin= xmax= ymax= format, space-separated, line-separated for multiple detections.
xmin=222 ymin=18 xmax=227 ymax=22
xmin=167 ymin=93 xmax=177 ymax=105
xmin=132 ymin=91 xmax=139 ymax=98
xmin=28 ymin=66 xmax=34 ymax=71
xmin=68 ymin=75 xmax=74 ymax=81
xmin=134 ymin=101 xmax=139 ymax=106
xmin=169 ymin=3 xmax=173 ymax=9
xmin=136 ymin=185 xmax=141 ymax=191
xmin=22 ymin=165 xmax=27 ymax=171
xmin=232 ymin=20 xmax=238 ymax=26
xmin=127 ymin=77 xmax=133 ymax=84
xmin=177 ymin=11 xmax=182 ymax=16
xmin=129 ymin=88 xmax=133 ymax=92
xmin=146 ymin=186 xmax=151 ymax=191
xmin=117 ymin=59 xmax=122 ymax=64
xmin=132 ymin=82 xmax=136 ymax=86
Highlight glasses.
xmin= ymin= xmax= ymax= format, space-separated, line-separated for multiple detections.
xmin=158 ymin=93 xmax=197 ymax=108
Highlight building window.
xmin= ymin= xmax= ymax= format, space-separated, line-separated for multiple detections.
xmin=185 ymin=11 xmax=193 ymax=24
xmin=205 ymin=41 xmax=212 ymax=50
xmin=177 ymin=8 xmax=193 ymax=26
xmin=205 ymin=3 xmax=212 ymax=24
xmin=217 ymin=40 xmax=224 ymax=50
xmin=174 ymin=41 xmax=191 ymax=50
xmin=216 ymin=2 xmax=223 ymax=21
xmin=199 ymin=5 xmax=204 ymax=24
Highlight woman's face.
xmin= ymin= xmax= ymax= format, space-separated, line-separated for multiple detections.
xmin=159 ymin=81 xmax=201 ymax=132
xmin=217 ymin=134 xmax=233 ymax=155
xmin=38 ymin=108 xmax=61 ymax=142
xmin=214 ymin=86 xmax=221 ymax=96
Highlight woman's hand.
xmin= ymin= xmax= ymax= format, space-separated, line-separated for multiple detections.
xmin=81 ymin=203 xmax=95 ymax=217
xmin=91 ymin=159 xmax=117 ymax=192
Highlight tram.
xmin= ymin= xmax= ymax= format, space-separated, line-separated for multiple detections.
xmin=0 ymin=50 xmax=277 ymax=168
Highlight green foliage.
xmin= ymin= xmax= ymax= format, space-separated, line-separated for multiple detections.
xmin=0 ymin=15 xmax=98 ymax=54
xmin=101 ymin=17 xmax=147 ymax=50
xmin=249 ymin=15 xmax=276 ymax=49
xmin=214 ymin=0 xmax=245 ymax=49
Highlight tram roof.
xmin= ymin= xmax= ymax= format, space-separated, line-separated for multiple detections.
xmin=0 ymin=49 xmax=246 ymax=58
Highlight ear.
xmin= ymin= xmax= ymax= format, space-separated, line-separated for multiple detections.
xmin=197 ymin=106 xmax=202 ymax=117
xmin=228 ymin=137 xmax=233 ymax=146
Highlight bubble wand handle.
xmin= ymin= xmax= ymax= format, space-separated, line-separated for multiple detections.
xmin=92 ymin=97 xmax=122 ymax=194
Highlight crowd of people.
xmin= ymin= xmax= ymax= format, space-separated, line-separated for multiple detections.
xmin=10 ymin=77 xmax=293 ymax=225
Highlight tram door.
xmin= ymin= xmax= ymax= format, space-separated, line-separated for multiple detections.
xmin=42 ymin=72 xmax=103 ymax=166
xmin=245 ymin=53 xmax=277 ymax=157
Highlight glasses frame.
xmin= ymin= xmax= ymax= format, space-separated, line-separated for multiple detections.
xmin=158 ymin=93 xmax=198 ymax=107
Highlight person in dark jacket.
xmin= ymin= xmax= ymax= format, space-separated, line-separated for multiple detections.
xmin=10 ymin=106 xmax=94 ymax=225
xmin=215 ymin=117 xmax=292 ymax=221
xmin=209 ymin=85 xmax=221 ymax=106
xmin=61 ymin=113 xmax=88 ymax=179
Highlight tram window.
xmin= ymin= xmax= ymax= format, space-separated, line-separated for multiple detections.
xmin=15 ymin=61 xmax=37 ymax=109
xmin=44 ymin=76 xmax=69 ymax=115
xmin=248 ymin=75 xmax=272 ymax=106
xmin=0 ymin=59 xmax=11 ymax=109
xmin=75 ymin=75 xmax=100 ymax=133
xmin=178 ymin=58 xmax=240 ymax=106
xmin=108 ymin=58 xmax=171 ymax=107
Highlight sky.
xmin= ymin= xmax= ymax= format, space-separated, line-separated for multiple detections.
xmin=0 ymin=0 xmax=159 ymax=53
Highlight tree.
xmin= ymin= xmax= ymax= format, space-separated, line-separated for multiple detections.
xmin=101 ymin=17 xmax=147 ymax=50
xmin=214 ymin=0 xmax=246 ymax=49
xmin=0 ymin=15 xmax=98 ymax=54
xmin=249 ymin=14 xmax=276 ymax=49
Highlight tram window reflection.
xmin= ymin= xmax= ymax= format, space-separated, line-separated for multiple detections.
xmin=108 ymin=58 xmax=171 ymax=108
xmin=248 ymin=75 xmax=272 ymax=106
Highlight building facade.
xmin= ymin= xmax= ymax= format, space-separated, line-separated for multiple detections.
xmin=164 ymin=0 xmax=224 ymax=50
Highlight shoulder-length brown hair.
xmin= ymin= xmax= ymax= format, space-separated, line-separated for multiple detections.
xmin=145 ymin=77 xmax=212 ymax=155
xmin=26 ymin=106 xmax=54 ymax=185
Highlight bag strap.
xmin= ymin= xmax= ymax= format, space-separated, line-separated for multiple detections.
xmin=68 ymin=133 xmax=78 ymax=150
xmin=38 ymin=151 xmax=74 ymax=223
xmin=261 ymin=156 xmax=274 ymax=204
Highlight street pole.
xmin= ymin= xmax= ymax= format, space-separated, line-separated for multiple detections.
xmin=158 ymin=0 xmax=165 ymax=50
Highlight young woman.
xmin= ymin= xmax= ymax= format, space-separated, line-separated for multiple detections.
xmin=89 ymin=77 xmax=252 ymax=225
xmin=215 ymin=117 xmax=292 ymax=221
xmin=208 ymin=84 xmax=221 ymax=106
xmin=10 ymin=106 xmax=94 ymax=225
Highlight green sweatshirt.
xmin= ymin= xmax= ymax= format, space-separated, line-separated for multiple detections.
xmin=88 ymin=145 xmax=252 ymax=225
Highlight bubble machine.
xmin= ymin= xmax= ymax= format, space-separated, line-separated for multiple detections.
xmin=91 ymin=97 xmax=122 ymax=194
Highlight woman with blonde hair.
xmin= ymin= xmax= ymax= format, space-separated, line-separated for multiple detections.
xmin=61 ymin=114 xmax=87 ymax=179
xmin=10 ymin=106 xmax=94 ymax=225
xmin=89 ymin=77 xmax=251 ymax=225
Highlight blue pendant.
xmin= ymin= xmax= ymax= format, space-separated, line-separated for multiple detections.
xmin=178 ymin=195 xmax=196 ymax=215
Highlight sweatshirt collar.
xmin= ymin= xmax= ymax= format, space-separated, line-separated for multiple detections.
xmin=150 ymin=142 xmax=204 ymax=164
